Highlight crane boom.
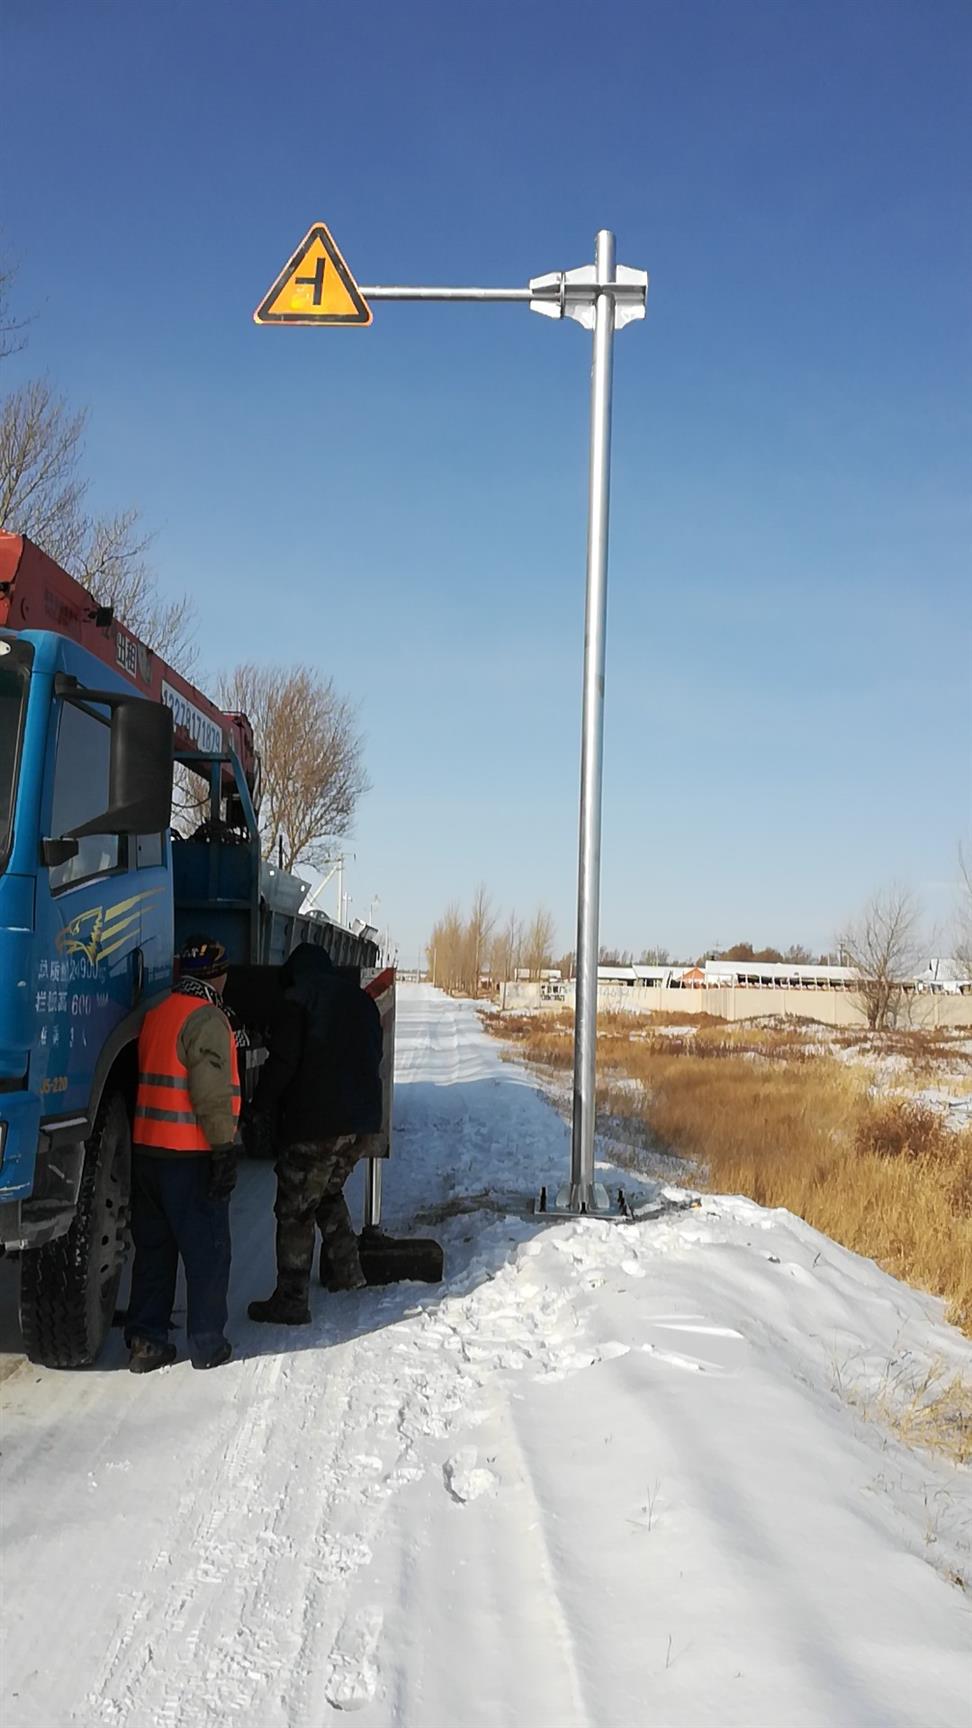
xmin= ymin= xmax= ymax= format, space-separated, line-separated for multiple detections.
xmin=0 ymin=533 xmax=257 ymax=792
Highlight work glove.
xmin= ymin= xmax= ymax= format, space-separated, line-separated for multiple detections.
xmin=208 ymin=1144 xmax=238 ymax=1201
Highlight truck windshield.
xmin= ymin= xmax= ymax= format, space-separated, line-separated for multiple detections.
xmin=0 ymin=641 xmax=30 ymax=870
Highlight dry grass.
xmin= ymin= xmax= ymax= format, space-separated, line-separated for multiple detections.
xmin=879 ymin=1367 xmax=972 ymax=1469
xmin=491 ymin=1012 xmax=972 ymax=1338
xmin=946 ymin=1076 xmax=972 ymax=1097
xmin=833 ymin=1026 xmax=972 ymax=1073
xmin=835 ymin=1352 xmax=972 ymax=1470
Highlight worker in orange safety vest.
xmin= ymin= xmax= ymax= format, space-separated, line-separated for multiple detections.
xmin=125 ymin=936 xmax=243 ymax=1373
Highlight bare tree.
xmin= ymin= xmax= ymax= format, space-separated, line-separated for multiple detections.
xmin=0 ymin=388 xmax=195 ymax=661
xmin=79 ymin=509 xmax=198 ymax=671
xmin=0 ymin=378 xmax=88 ymax=561
xmin=466 ymin=883 xmax=495 ymax=993
xmin=0 ymin=266 xmax=197 ymax=671
xmin=489 ymin=910 xmax=522 ymax=983
xmin=0 ymin=378 xmax=201 ymax=829
xmin=838 ymin=886 xmax=922 ymax=1030
xmin=220 ymin=663 xmax=368 ymax=872
xmin=427 ymin=903 xmax=464 ymax=992
xmin=428 ymin=888 xmax=497 ymax=996
xmin=639 ymin=945 xmax=670 ymax=966
xmin=523 ymin=907 xmax=557 ymax=980
xmin=0 ymin=263 xmax=86 ymax=554
xmin=0 ymin=265 xmax=27 ymax=363
xmin=429 ymin=898 xmax=558 ymax=990
xmin=955 ymin=845 xmax=972 ymax=978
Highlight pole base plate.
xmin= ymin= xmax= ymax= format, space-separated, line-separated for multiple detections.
xmin=534 ymin=1182 xmax=630 ymax=1219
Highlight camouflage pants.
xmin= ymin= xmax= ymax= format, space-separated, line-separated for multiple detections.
xmin=274 ymin=1136 xmax=364 ymax=1294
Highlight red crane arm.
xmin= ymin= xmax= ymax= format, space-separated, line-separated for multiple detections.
xmin=0 ymin=533 xmax=257 ymax=792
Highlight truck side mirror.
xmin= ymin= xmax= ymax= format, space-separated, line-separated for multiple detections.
xmin=41 ymin=837 xmax=80 ymax=868
xmin=70 ymin=701 xmax=174 ymax=839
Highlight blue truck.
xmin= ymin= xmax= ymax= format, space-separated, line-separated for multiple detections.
xmin=0 ymin=532 xmax=382 ymax=1367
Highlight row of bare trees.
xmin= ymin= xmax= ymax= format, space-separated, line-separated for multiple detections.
xmin=425 ymin=878 xmax=972 ymax=1022
xmin=0 ymin=265 xmax=367 ymax=875
xmin=427 ymin=889 xmax=557 ymax=994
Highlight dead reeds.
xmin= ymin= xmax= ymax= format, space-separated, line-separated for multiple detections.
xmin=491 ymin=1011 xmax=972 ymax=1337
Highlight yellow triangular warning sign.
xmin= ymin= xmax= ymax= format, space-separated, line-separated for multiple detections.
xmin=254 ymin=223 xmax=372 ymax=326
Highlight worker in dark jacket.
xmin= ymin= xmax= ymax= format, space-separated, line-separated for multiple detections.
xmin=248 ymin=944 xmax=383 ymax=1326
xmin=126 ymin=937 xmax=242 ymax=1373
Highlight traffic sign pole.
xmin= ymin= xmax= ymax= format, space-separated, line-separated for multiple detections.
xmin=256 ymin=226 xmax=648 ymax=1217
xmin=566 ymin=229 xmax=616 ymax=1215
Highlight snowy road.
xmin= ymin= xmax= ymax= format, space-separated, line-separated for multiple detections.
xmin=2 ymin=985 xmax=971 ymax=1726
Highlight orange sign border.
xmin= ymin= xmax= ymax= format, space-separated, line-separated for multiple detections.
xmin=253 ymin=222 xmax=372 ymax=327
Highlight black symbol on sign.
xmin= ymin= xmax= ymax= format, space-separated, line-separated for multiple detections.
xmin=296 ymin=256 xmax=327 ymax=305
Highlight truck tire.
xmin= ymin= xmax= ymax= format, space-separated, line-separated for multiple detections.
xmin=20 ymin=1092 xmax=132 ymax=1368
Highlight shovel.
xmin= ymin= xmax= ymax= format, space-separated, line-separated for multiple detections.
xmin=320 ymin=1228 xmax=444 ymax=1288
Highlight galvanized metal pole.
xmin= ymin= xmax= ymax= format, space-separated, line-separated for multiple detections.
xmin=363 ymin=1155 xmax=382 ymax=1230
xmin=357 ymin=285 xmax=533 ymax=303
xmin=566 ymin=230 xmax=617 ymax=1212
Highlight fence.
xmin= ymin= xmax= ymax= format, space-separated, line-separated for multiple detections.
xmin=496 ymin=979 xmax=972 ymax=1029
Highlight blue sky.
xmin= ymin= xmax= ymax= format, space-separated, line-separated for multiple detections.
xmin=3 ymin=0 xmax=970 ymax=965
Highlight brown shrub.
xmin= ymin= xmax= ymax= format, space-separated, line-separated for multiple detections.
xmin=855 ymin=1099 xmax=951 ymax=1163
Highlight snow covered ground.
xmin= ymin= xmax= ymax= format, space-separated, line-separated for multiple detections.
xmin=1 ymin=984 xmax=971 ymax=1727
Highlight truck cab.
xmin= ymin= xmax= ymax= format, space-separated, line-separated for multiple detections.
xmin=0 ymin=533 xmax=387 ymax=1368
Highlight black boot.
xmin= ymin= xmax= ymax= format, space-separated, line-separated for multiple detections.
xmin=193 ymin=1339 xmax=233 ymax=1370
xmin=129 ymin=1337 xmax=177 ymax=1374
xmin=325 ymin=1259 xmax=368 ymax=1294
xmin=248 ymin=1286 xmax=311 ymax=1325
xmin=319 ymin=1237 xmax=367 ymax=1292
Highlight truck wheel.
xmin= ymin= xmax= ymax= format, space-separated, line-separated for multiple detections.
xmin=20 ymin=1092 xmax=132 ymax=1369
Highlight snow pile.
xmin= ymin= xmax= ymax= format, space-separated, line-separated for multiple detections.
xmin=1 ymin=986 xmax=970 ymax=1727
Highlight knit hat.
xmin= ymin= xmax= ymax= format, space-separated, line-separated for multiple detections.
xmin=178 ymin=935 xmax=229 ymax=982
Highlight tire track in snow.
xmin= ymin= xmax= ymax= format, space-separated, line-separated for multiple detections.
xmin=84 ymin=1314 xmax=449 ymax=1726
xmin=82 ymin=1342 xmax=301 ymax=1722
xmin=76 ymin=993 xmax=519 ymax=1725
xmin=376 ymin=1286 xmax=600 ymax=1725
xmin=81 ymin=1281 xmax=521 ymax=1722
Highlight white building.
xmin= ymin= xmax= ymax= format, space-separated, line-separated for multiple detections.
xmin=915 ymin=958 xmax=971 ymax=994
xmin=594 ymin=960 xmax=858 ymax=991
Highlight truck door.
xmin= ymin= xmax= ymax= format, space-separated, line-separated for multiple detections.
xmin=34 ymin=686 xmax=157 ymax=1122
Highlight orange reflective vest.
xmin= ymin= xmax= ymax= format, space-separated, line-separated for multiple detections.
xmin=134 ymin=993 xmax=240 ymax=1154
